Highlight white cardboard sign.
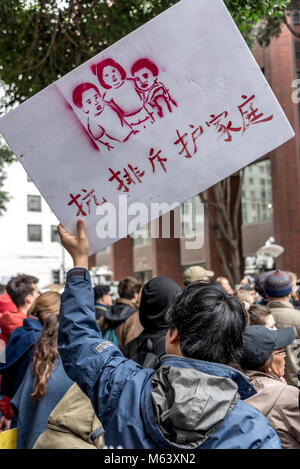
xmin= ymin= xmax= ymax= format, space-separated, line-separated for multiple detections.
xmin=0 ymin=0 xmax=295 ymax=254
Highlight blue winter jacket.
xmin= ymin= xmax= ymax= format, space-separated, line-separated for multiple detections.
xmin=58 ymin=268 xmax=281 ymax=450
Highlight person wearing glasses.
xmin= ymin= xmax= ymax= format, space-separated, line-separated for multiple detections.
xmin=241 ymin=325 xmax=300 ymax=449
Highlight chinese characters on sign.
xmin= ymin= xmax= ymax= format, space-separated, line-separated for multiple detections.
xmin=174 ymin=94 xmax=273 ymax=158
xmin=67 ymin=94 xmax=273 ymax=217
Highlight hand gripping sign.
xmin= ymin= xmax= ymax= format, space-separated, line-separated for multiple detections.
xmin=0 ymin=0 xmax=294 ymax=255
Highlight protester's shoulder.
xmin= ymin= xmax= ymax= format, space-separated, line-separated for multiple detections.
xmin=271 ymin=305 xmax=300 ymax=328
xmin=229 ymin=398 xmax=277 ymax=432
xmin=226 ymin=399 xmax=281 ymax=448
xmin=124 ymin=310 xmax=142 ymax=326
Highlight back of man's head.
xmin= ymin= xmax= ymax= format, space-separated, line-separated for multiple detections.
xmin=118 ymin=277 xmax=141 ymax=300
xmin=6 ymin=274 xmax=39 ymax=308
xmin=166 ymin=282 xmax=247 ymax=366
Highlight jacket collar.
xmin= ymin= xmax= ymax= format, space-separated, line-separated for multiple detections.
xmin=159 ymin=355 xmax=256 ymax=400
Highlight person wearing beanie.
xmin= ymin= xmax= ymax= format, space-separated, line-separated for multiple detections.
xmin=123 ymin=277 xmax=182 ymax=368
xmin=265 ymin=270 xmax=300 ymax=387
xmin=242 ymin=325 xmax=300 ymax=449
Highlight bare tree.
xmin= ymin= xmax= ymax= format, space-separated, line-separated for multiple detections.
xmin=200 ymin=171 xmax=245 ymax=286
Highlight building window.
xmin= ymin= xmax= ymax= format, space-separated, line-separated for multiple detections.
xmin=133 ymin=223 xmax=151 ymax=247
xmin=249 ymin=178 xmax=254 ymax=184
xmin=180 ymin=195 xmax=203 ymax=238
xmin=28 ymin=225 xmax=42 ymax=242
xmin=51 ymin=225 xmax=60 ymax=242
xmin=295 ymin=39 xmax=300 ymax=60
xmin=292 ymin=10 xmax=300 ymax=25
xmin=52 ymin=270 xmax=60 ymax=284
xmin=241 ymin=160 xmax=273 ymax=225
xmin=27 ymin=195 xmax=41 ymax=212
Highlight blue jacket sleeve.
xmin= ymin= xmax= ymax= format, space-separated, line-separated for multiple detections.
xmin=58 ymin=268 xmax=142 ymax=424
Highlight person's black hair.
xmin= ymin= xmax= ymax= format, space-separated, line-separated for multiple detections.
xmin=166 ymin=282 xmax=247 ymax=366
xmin=94 ymin=285 xmax=110 ymax=303
xmin=6 ymin=274 xmax=39 ymax=308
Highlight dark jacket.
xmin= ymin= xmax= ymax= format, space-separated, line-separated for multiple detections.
xmin=124 ymin=277 xmax=181 ymax=368
xmin=58 ymin=269 xmax=281 ymax=449
xmin=0 ymin=318 xmax=43 ymax=398
xmin=11 ymin=359 xmax=73 ymax=449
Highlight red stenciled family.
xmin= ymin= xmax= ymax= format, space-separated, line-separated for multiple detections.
xmin=72 ymin=58 xmax=177 ymax=151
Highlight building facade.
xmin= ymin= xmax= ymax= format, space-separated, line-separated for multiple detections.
xmin=0 ymin=160 xmax=72 ymax=288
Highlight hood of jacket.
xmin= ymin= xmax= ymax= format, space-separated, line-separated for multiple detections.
xmin=36 ymin=383 xmax=103 ymax=449
xmin=0 ymin=293 xmax=17 ymax=313
xmin=0 ymin=318 xmax=42 ymax=370
xmin=139 ymin=277 xmax=182 ymax=332
xmin=103 ymin=299 xmax=137 ymax=327
xmin=150 ymin=358 xmax=241 ymax=448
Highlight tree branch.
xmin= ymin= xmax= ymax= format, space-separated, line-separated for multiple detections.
xmin=283 ymin=15 xmax=300 ymax=38
xmin=22 ymin=26 xmax=57 ymax=73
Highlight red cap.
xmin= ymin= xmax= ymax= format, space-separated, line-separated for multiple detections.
xmin=0 ymin=293 xmax=17 ymax=313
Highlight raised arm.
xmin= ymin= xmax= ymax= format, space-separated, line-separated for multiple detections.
xmin=57 ymin=220 xmax=141 ymax=422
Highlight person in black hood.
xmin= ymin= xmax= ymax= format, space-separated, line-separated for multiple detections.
xmin=123 ymin=277 xmax=182 ymax=369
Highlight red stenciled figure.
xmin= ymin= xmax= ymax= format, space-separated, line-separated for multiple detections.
xmin=174 ymin=124 xmax=204 ymax=158
xmin=68 ymin=189 xmax=107 ymax=216
xmin=72 ymin=82 xmax=133 ymax=149
xmin=148 ymin=148 xmax=167 ymax=173
xmin=131 ymin=58 xmax=177 ymax=120
xmin=238 ymin=94 xmax=274 ymax=132
xmin=92 ymin=58 xmax=152 ymax=130
xmin=206 ymin=112 xmax=241 ymax=143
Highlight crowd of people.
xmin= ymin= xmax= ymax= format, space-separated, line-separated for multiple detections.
xmin=0 ymin=219 xmax=299 ymax=449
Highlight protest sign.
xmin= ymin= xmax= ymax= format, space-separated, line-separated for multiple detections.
xmin=0 ymin=428 xmax=17 ymax=449
xmin=0 ymin=0 xmax=295 ymax=254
